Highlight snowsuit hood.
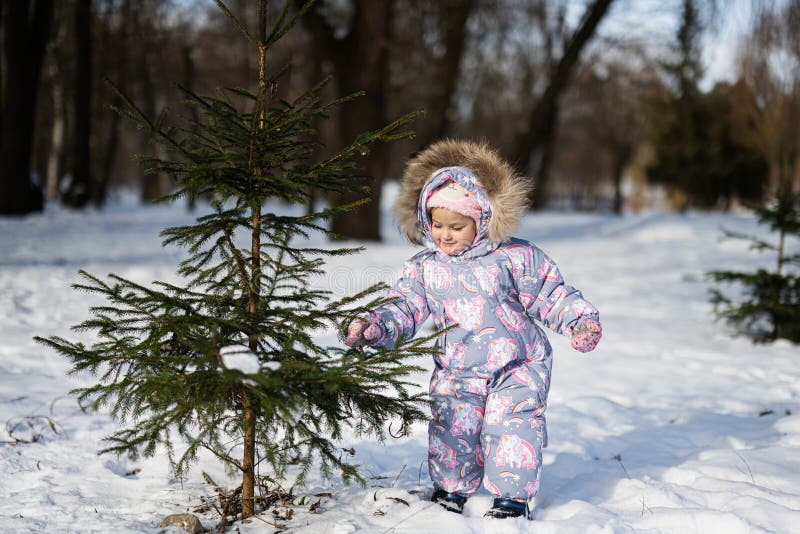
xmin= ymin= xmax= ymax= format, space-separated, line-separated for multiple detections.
xmin=395 ymin=139 xmax=533 ymax=247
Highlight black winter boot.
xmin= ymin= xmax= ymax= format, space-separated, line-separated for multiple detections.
xmin=431 ymin=488 xmax=468 ymax=514
xmin=484 ymin=497 xmax=531 ymax=519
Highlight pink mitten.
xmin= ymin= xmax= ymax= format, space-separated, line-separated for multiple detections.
xmin=345 ymin=317 xmax=383 ymax=348
xmin=571 ymin=318 xmax=602 ymax=353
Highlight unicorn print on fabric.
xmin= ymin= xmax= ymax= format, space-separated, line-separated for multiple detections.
xmin=450 ymin=404 xmax=484 ymax=436
xmin=495 ymin=302 xmax=528 ymax=331
xmin=486 ymin=337 xmax=518 ymax=370
xmin=473 ymin=264 xmax=501 ymax=295
xmin=430 ymin=435 xmax=459 ymax=469
xmin=444 ymin=341 xmax=467 ymax=368
xmin=494 ymin=435 xmax=539 ymax=470
xmin=444 ymin=296 xmax=485 ymax=331
xmin=425 ymin=260 xmax=455 ymax=291
xmin=485 ymin=395 xmax=515 ymax=426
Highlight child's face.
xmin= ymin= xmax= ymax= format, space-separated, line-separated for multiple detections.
xmin=430 ymin=207 xmax=477 ymax=255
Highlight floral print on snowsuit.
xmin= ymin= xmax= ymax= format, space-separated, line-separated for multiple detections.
xmin=368 ymin=165 xmax=600 ymax=501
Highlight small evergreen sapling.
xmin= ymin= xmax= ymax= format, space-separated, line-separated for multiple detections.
xmin=708 ymin=190 xmax=800 ymax=343
xmin=35 ymin=0 xmax=432 ymax=519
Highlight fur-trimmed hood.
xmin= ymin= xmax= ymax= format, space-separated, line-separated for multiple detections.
xmin=395 ymin=139 xmax=532 ymax=246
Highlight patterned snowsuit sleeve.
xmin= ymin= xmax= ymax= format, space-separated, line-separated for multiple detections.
xmin=514 ymin=244 xmax=599 ymax=338
xmin=369 ymin=258 xmax=431 ymax=350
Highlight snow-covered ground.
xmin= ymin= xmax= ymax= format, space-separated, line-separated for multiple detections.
xmin=2 ymin=188 xmax=799 ymax=533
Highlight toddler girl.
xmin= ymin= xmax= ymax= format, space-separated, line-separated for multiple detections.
xmin=345 ymin=140 xmax=601 ymax=519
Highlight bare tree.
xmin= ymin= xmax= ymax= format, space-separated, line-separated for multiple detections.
xmin=62 ymin=0 xmax=93 ymax=208
xmin=554 ymin=54 xmax=660 ymax=213
xmin=94 ymin=0 xmax=131 ymax=206
xmin=43 ymin=3 xmax=69 ymax=202
xmin=300 ymin=0 xmax=395 ymax=241
xmin=509 ymin=0 xmax=613 ymax=209
xmin=0 ymin=0 xmax=54 ymax=215
xmin=0 ymin=3 xmax=3 ymax=130
xmin=734 ymin=0 xmax=800 ymax=198
xmin=443 ymin=0 xmax=613 ymax=208
xmin=399 ymin=0 xmax=477 ymax=148
xmin=133 ymin=2 xmax=167 ymax=202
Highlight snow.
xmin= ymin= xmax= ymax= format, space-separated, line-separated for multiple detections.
xmin=219 ymin=345 xmax=267 ymax=374
xmin=2 ymin=189 xmax=800 ymax=533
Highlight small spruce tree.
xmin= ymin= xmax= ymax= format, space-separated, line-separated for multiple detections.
xmin=35 ymin=0 xmax=433 ymax=519
xmin=708 ymin=190 xmax=800 ymax=343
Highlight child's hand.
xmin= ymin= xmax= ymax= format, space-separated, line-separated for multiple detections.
xmin=345 ymin=318 xmax=383 ymax=349
xmin=571 ymin=318 xmax=602 ymax=353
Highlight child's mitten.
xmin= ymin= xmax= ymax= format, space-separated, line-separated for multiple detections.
xmin=571 ymin=318 xmax=602 ymax=353
xmin=345 ymin=316 xmax=384 ymax=349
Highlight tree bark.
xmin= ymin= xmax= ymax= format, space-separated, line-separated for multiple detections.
xmin=0 ymin=2 xmax=4 ymax=146
xmin=240 ymin=5 xmax=269 ymax=516
xmin=241 ymin=394 xmax=257 ymax=517
xmin=242 ymin=197 xmax=262 ymax=519
xmin=134 ymin=6 xmax=163 ymax=203
xmin=0 ymin=0 xmax=54 ymax=215
xmin=182 ymin=43 xmax=200 ymax=211
xmin=611 ymin=146 xmax=632 ymax=214
xmin=45 ymin=58 xmax=66 ymax=201
xmin=417 ymin=0 xmax=475 ymax=148
xmin=302 ymin=0 xmax=394 ymax=241
xmin=63 ymin=0 xmax=93 ymax=208
xmin=510 ymin=0 xmax=613 ymax=209
xmin=96 ymin=0 xmax=131 ymax=207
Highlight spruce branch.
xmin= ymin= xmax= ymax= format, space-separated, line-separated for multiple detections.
xmin=105 ymin=79 xmax=193 ymax=160
xmin=266 ymin=0 xmax=316 ymax=47
xmin=213 ymin=0 xmax=257 ymax=45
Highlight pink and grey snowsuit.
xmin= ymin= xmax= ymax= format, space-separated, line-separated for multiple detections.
xmin=368 ymin=141 xmax=600 ymax=501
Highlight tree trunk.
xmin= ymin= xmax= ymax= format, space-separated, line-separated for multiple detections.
xmin=46 ymin=58 xmax=67 ymax=201
xmin=63 ymin=0 xmax=93 ymax=208
xmin=0 ymin=2 xmax=5 ymax=148
xmin=96 ymin=0 xmax=130 ymax=207
xmin=241 ymin=393 xmax=257 ymax=517
xmin=611 ymin=146 xmax=632 ymax=214
xmin=0 ymin=0 xmax=54 ymax=215
xmin=417 ymin=0 xmax=475 ymax=148
xmin=242 ymin=202 xmax=262 ymax=518
xmin=302 ymin=0 xmax=393 ymax=241
xmin=240 ymin=6 xmax=269 ymax=515
xmin=182 ymin=43 xmax=200 ymax=211
xmin=510 ymin=0 xmax=613 ymax=209
xmin=97 ymin=102 xmax=121 ymax=207
xmin=134 ymin=7 xmax=162 ymax=203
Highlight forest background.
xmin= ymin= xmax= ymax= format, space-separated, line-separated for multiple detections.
xmin=1 ymin=0 xmax=798 ymax=240
xmin=2 ymin=2 xmax=800 ymax=530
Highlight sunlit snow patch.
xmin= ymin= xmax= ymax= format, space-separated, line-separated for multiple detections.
xmin=219 ymin=345 xmax=280 ymax=374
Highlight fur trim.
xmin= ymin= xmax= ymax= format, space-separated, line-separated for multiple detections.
xmin=395 ymin=139 xmax=533 ymax=244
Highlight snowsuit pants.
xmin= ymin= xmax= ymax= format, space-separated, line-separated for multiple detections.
xmin=427 ymin=362 xmax=546 ymax=500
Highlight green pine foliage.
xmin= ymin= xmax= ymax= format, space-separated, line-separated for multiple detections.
xmin=647 ymin=86 xmax=768 ymax=209
xmin=646 ymin=0 xmax=767 ymax=209
xmin=708 ymin=191 xmax=800 ymax=343
xmin=35 ymin=0 xmax=432 ymax=516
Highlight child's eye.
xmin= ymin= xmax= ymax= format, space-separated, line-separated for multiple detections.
xmin=452 ymin=227 xmax=463 ymax=231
